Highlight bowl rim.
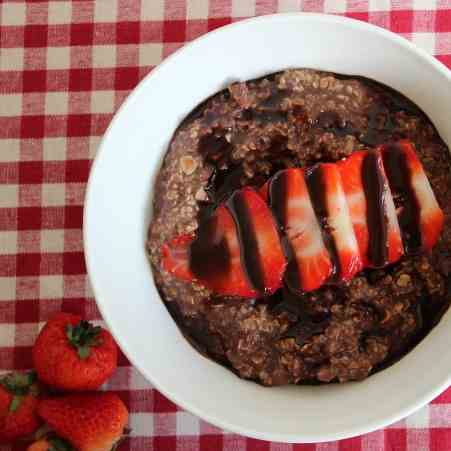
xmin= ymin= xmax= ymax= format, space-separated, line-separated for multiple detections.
xmin=84 ymin=12 xmax=451 ymax=443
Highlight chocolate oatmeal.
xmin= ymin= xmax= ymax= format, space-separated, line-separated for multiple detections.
xmin=147 ymin=69 xmax=451 ymax=385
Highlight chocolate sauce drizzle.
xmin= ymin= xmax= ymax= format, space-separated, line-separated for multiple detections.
xmin=241 ymin=109 xmax=287 ymax=125
xmin=362 ymin=151 xmax=388 ymax=267
xmin=318 ymin=74 xmax=422 ymax=147
xmin=268 ymin=171 xmax=301 ymax=293
xmin=226 ymin=189 xmax=266 ymax=293
xmin=305 ymin=165 xmax=340 ymax=280
xmin=189 ymin=215 xmax=230 ymax=281
xmin=382 ymin=143 xmax=422 ymax=252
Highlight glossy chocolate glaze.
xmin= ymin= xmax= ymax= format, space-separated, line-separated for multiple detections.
xmin=226 ymin=189 xmax=265 ymax=293
xmin=316 ymin=76 xmax=421 ymax=147
xmin=363 ymin=151 xmax=389 ymax=267
xmin=268 ymin=171 xmax=301 ymax=293
xmin=189 ymin=215 xmax=230 ymax=281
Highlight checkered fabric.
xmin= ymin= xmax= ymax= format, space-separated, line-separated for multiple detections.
xmin=0 ymin=1 xmax=450 ymax=450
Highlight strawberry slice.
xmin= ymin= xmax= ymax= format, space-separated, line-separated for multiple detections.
xmin=226 ymin=187 xmax=286 ymax=295
xmin=307 ymin=163 xmax=363 ymax=282
xmin=338 ymin=151 xmax=370 ymax=267
xmin=338 ymin=150 xmax=403 ymax=267
xmin=399 ymin=140 xmax=444 ymax=251
xmin=381 ymin=140 xmax=444 ymax=252
xmin=265 ymin=169 xmax=333 ymax=292
xmin=162 ymin=204 xmax=257 ymax=298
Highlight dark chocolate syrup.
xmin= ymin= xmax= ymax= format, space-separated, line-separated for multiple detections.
xmin=268 ymin=171 xmax=287 ymax=227
xmin=360 ymin=104 xmax=398 ymax=147
xmin=355 ymin=75 xmax=421 ymax=116
xmin=381 ymin=143 xmax=422 ymax=252
xmin=316 ymin=106 xmax=399 ymax=146
xmin=362 ymin=151 xmax=388 ymax=267
xmin=205 ymin=165 xmax=244 ymax=205
xmin=317 ymin=111 xmax=342 ymax=129
xmin=198 ymin=133 xmax=232 ymax=158
xmin=189 ymin=215 xmax=230 ymax=281
xmin=226 ymin=189 xmax=265 ymax=293
xmin=268 ymin=171 xmax=301 ymax=293
xmin=258 ymin=88 xmax=288 ymax=111
xmin=315 ymin=74 xmax=424 ymax=147
xmin=271 ymin=287 xmax=330 ymax=346
xmin=200 ymin=163 xmax=244 ymax=224
xmin=242 ymin=109 xmax=287 ymax=125
xmin=305 ymin=165 xmax=340 ymax=279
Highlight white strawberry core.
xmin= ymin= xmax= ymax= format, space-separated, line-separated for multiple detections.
xmin=327 ymin=192 xmax=359 ymax=254
xmin=286 ymin=197 xmax=326 ymax=258
xmin=412 ymin=171 xmax=440 ymax=220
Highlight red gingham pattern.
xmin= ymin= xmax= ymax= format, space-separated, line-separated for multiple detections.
xmin=0 ymin=1 xmax=450 ymax=450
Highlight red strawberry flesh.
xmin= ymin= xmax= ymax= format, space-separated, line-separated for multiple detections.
xmin=189 ymin=204 xmax=257 ymax=297
xmin=338 ymin=151 xmax=370 ymax=266
xmin=381 ymin=140 xmax=444 ymax=252
xmin=226 ymin=187 xmax=286 ymax=295
xmin=338 ymin=150 xmax=404 ymax=267
xmin=267 ymin=169 xmax=333 ymax=292
xmin=308 ymin=163 xmax=363 ymax=281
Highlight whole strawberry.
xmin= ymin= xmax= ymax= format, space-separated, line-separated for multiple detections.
xmin=0 ymin=371 xmax=41 ymax=441
xmin=33 ymin=313 xmax=117 ymax=391
xmin=38 ymin=393 xmax=128 ymax=451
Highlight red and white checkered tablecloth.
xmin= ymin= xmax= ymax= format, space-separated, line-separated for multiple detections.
xmin=0 ymin=1 xmax=451 ymax=450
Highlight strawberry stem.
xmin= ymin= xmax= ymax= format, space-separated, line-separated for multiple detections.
xmin=66 ymin=320 xmax=102 ymax=360
xmin=0 ymin=371 xmax=37 ymax=412
xmin=9 ymin=395 xmax=22 ymax=412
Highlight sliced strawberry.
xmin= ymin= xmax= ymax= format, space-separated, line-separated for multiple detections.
xmin=338 ymin=150 xmax=404 ymax=267
xmin=266 ymin=169 xmax=333 ymax=292
xmin=226 ymin=187 xmax=286 ymax=295
xmin=162 ymin=205 xmax=257 ymax=298
xmin=381 ymin=140 xmax=444 ymax=252
xmin=308 ymin=163 xmax=363 ymax=282
xmin=338 ymin=150 xmax=370 ymax=267
xmin=399 ymin=140 xmax=444 ymax=251
xmin=194 ymin=204 xmax=257 ymax=298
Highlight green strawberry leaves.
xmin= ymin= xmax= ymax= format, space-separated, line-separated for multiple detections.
xmin=1 ymin=371 xmax=36 ymax=393
xmin=0 ymin=370 xmax=38 ymax=412
xmin=9 ymin=395 xmax=22 ymax=413
xmin=66 ymin=320 xmax=103 ymax=360
xmin=77 ymin=346 xmax=90 ymax=360
xmin=48 ymin=436 xmax=75 ymax=451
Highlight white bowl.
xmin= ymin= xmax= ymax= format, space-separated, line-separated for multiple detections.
xmin=84 ymin=13 xmax=451 ymax=443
